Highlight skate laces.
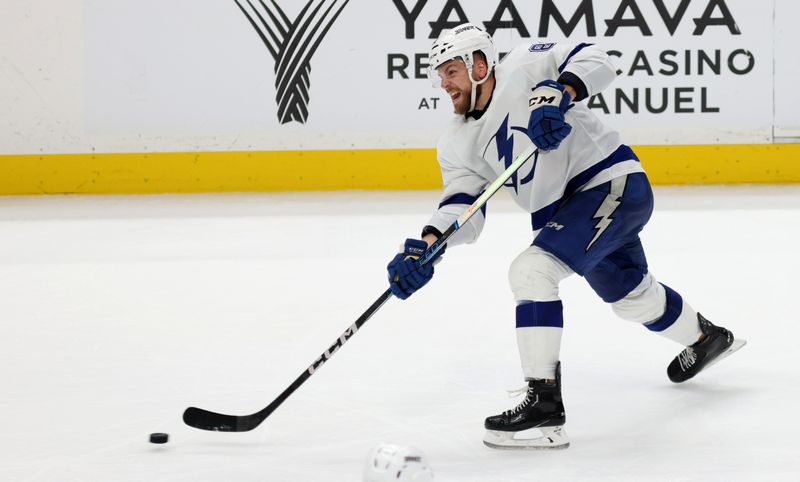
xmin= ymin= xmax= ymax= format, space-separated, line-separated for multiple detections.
xmin=507 ymin=386 xmax=528 ymax=398
xmin=678 ymin=347 xmax=698 ymax=370
xmin=504 ymin=386 xmax=535 ymax=416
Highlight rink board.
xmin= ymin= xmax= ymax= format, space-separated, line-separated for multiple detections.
xmin=1 ymin=144 xmax=799 ymax=195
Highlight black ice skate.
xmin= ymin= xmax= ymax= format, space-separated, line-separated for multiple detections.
xmin=667 ymin=313 xmax=747 ymax=383
xmin=483 ymin=363 xmax=569 ymax=450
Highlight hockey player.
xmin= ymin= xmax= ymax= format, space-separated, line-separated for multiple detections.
xmin=386 ymin=23 xmax=745 ymax=450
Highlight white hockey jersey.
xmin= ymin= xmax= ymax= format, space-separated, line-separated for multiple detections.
xmin=426 ymin=41 xmax=644 ymax=246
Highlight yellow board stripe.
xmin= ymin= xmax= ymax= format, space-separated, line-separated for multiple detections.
xmin=635 ymin=144 xmax=800 ymax=185
xmin=0 ymin=144 xmax=798 ymax=195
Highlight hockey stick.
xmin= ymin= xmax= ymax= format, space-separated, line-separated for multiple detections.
xmin=182 ymin=144 xmax=539 ymax=432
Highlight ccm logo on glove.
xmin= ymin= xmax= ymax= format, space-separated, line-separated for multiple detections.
xmin=527 ymin=80 xmax=574 ymax=151
xmin=529 ymin=87 xmax=562 ymax=107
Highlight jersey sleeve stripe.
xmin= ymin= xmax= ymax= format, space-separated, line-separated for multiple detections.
xmin=439 ymin=192 xmax=488 ymax=216
xmin=557 ymin=43 xmax=594 ymax=73
xmin=439 ymin=192 xmax=479 ymax=207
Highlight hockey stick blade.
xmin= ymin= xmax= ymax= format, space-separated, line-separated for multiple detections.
xmin=183 ymin=406 xmax=256 ymax=432
xmin=182 ymin=145 xmax=537 ymax=433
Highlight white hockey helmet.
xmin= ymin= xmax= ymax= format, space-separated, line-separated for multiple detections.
xmin=363 ymin=443 xmax=434 ymax=482
xmin=427 ymin=23 xmax=498 ymax=111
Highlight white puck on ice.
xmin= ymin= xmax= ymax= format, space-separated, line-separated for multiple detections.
xmin=149 ymin=433 xmax=169 ymax=444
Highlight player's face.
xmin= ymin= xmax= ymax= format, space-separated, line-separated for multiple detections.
xmin=437 ymin=60 xmax=472 ymax=115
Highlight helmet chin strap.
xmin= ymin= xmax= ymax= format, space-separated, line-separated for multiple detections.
xmin=469 ymin=82 xmax=479 ymax=112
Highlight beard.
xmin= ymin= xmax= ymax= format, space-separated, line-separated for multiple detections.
xmin=452 ymin=87 xmax=469 ymax=115
xmin=451 ymin=82 xmax=482 ymax=115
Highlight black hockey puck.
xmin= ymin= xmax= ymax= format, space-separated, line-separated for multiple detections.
xmin=149 ymin=433 xmax=169 ymax=444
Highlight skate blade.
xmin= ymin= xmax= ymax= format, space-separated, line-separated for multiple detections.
xmin=483 ymin=426 xmax=570 ymax=450
xmin=704 ymin=338 xmax=747 ymax=371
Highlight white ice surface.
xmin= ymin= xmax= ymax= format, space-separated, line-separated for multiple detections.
xmin=1 ymin=186 xmax=799 ymax=482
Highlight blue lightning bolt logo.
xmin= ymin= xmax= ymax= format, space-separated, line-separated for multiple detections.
xmin=486 ymin=115 xmax=535 ymax=194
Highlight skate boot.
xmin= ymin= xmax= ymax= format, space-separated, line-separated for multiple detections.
xmin=667 ymin=313 xmax=746 ymax=383
xmin=483 ymin=363 xmax=569 ymax=450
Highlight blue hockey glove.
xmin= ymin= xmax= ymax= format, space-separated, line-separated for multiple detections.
xmin=387 ymin=239 xmax=445 ymax=300
xmin=527 ymin=80 xmax=573 ymax=151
